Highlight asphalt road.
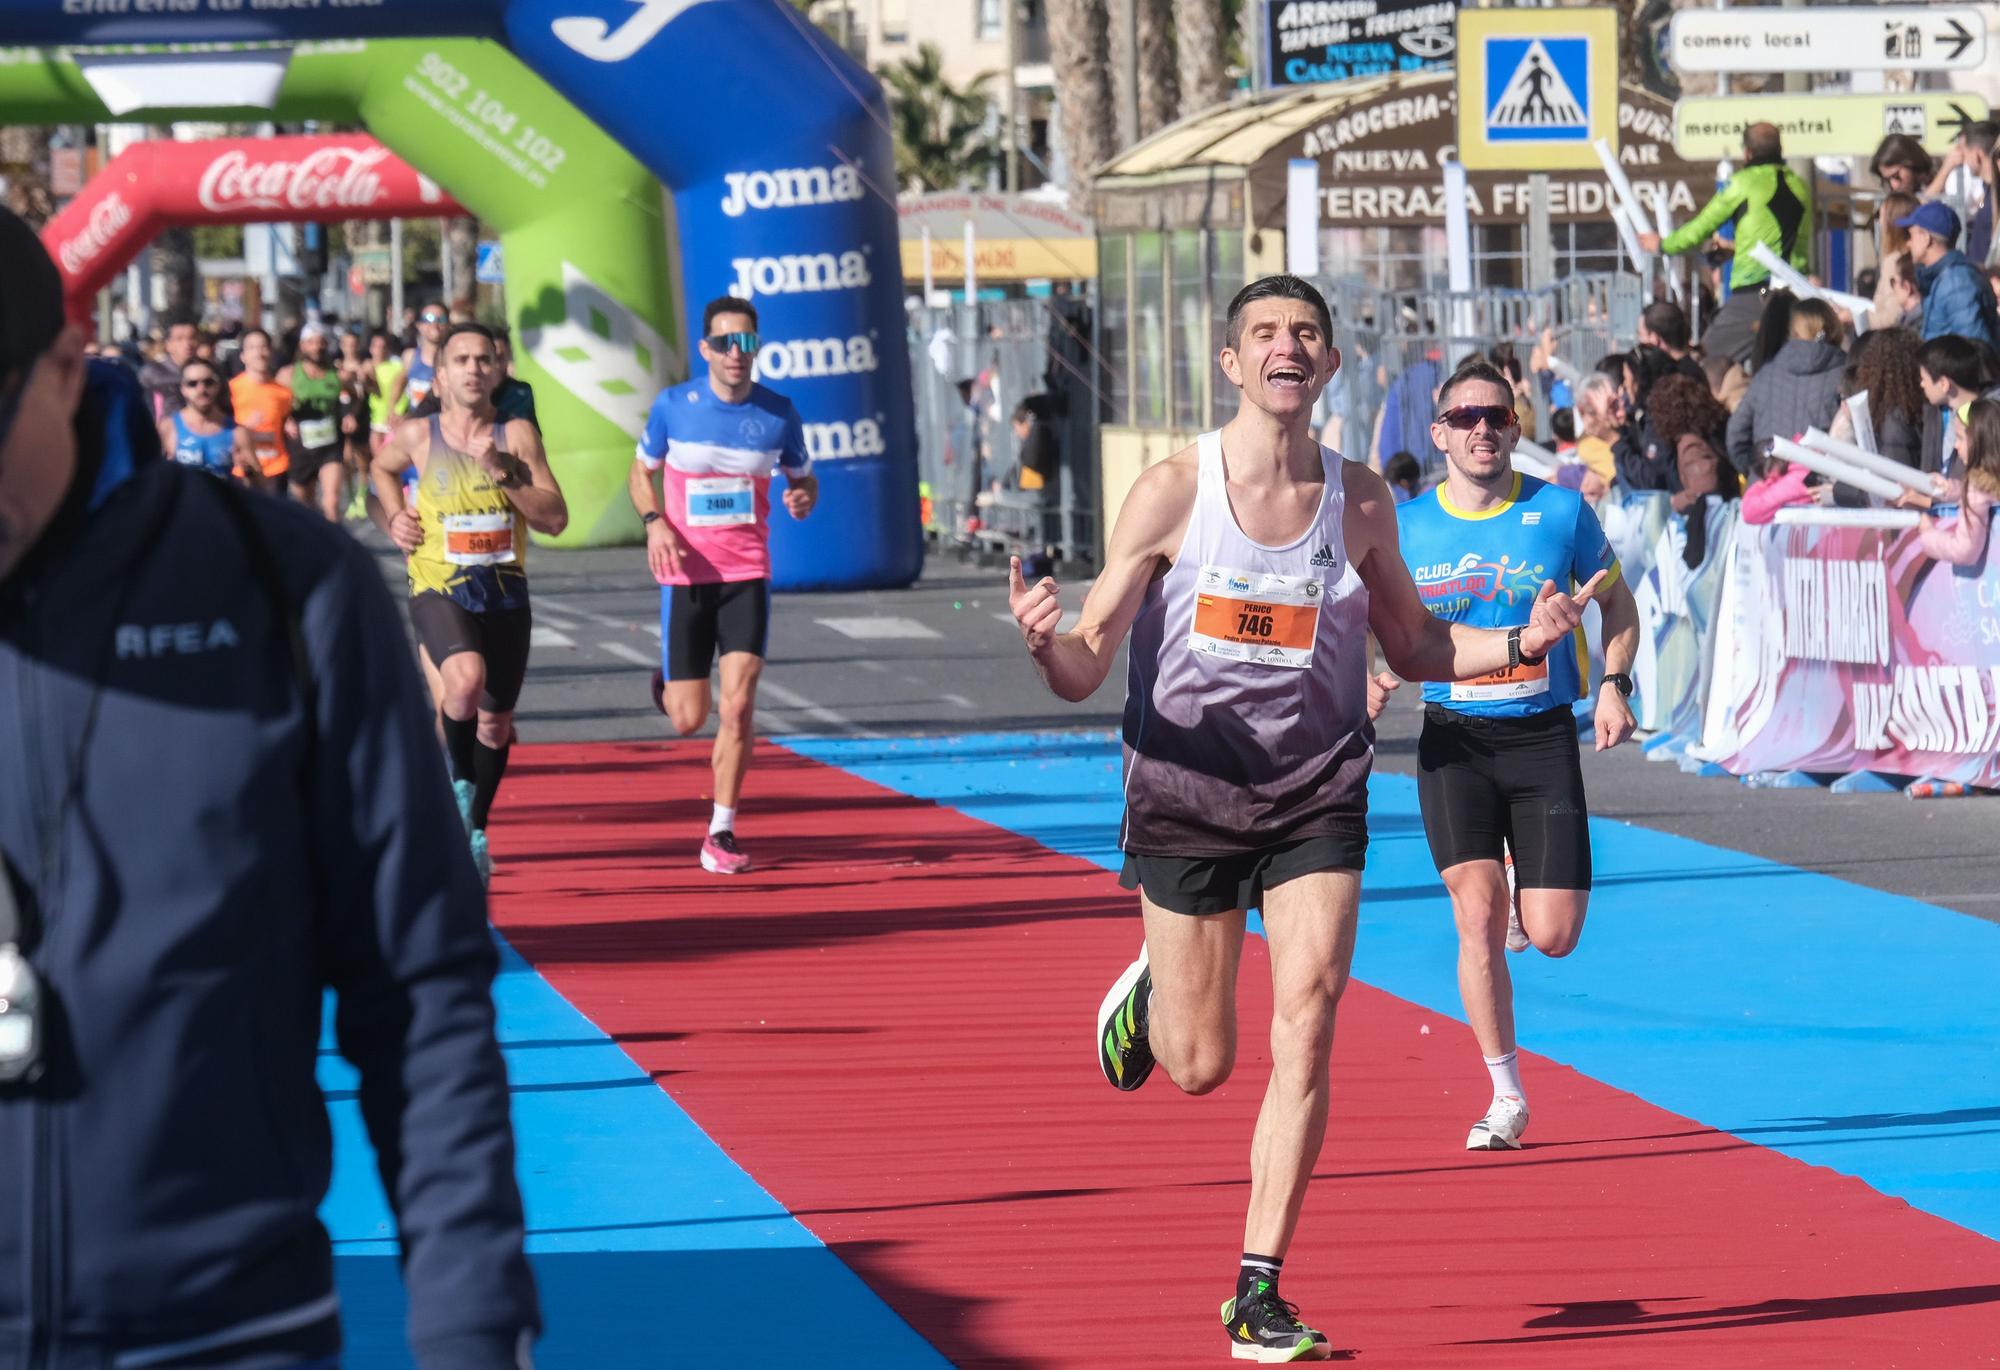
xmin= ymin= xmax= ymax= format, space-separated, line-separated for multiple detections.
xmin=366 ymin=536 xmax=2000 ymax=922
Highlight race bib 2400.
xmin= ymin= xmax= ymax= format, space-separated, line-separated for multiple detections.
xmin=686 ymin=476 xmax=756 ymax=528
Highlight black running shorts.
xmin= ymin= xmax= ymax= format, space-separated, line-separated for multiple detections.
xmin=285 ymin=442 xmax=342 ymax=488
xmin=1119 ymin=831 xmax=1368 ymax=917
xmin=1415 ymin=702 xmax=1591 ymax=890
xmin=661 ymin=579 xmax=771 ymax=681
xmin=409 ymin=592 xmax=533 ymax=713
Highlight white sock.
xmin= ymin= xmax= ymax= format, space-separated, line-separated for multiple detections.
xmin=1484 ymin=1049 xmax=1524 ymax=1101
xmin=710 ymin=804 xmax=736 ymax=836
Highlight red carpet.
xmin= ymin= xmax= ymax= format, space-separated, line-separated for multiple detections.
xmin=490 ymin=740 xmax=2000 ymax=1367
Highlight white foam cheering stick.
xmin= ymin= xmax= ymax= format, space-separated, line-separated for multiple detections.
xmin=1799 ymin=427 xmax=1932 ymax=493
xmin=1770 ymin=437 xmax=1906 ymax=501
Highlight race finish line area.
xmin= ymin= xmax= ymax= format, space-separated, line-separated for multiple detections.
xmin=12 ymin=0 xmax=2000 ymax=1361
xmin=320 ymin=733 xmax=2000 ymax=1367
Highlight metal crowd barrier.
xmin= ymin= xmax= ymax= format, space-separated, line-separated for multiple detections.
xmin=906 ymin=295 xmax=1098 ymax=569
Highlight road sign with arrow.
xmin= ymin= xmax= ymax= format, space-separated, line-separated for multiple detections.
xmin=1674 ymin=91 xmax=1991 ymax=160
xmin=1669 ymin=5 xmax=1986 ymax=73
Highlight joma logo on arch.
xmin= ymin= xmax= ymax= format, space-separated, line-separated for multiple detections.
xmin=720 ymin=165 xmax=866 ymax=218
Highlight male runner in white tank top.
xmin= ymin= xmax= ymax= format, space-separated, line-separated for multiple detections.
xmin=1007 ymin=276 xmax=1603 ymax=1363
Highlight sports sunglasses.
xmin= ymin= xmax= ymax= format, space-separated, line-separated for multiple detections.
xmin=1437 ymin=404 xmax=1519 ymax=431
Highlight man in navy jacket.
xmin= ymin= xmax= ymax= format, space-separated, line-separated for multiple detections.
xmin=0 ymin=211 xmax=538 ymax=1365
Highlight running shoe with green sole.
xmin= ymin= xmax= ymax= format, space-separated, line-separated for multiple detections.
xmin=469 ymin=828 xmax=492 ymax=888
xmin=1095 ymin=948 xmax=1154 ymax=1091
xmin=1221 ymin=1286 xmax=1333 ymax=1362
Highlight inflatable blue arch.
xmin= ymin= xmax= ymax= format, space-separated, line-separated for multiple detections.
xmin=6 ymin=0 xmax=922 ymax=592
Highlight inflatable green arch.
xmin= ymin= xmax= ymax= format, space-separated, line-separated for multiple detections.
xmin=0 ymin=39 xmax=679 ymax=548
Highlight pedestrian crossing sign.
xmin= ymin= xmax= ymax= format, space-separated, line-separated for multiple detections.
xmin=1456 ymin=7 xmax=1619 ymax=171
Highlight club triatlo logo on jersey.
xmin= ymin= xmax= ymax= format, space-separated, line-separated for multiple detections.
xmin=1190 ymin=566 xmax=1323 ymax=669
xmin=1411 ymin=551 xmax=1546 ymax=615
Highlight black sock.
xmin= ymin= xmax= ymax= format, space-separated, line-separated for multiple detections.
xmin=441 ymin=713 xmax=477 ymax=784
xmin=471 ymin=739 xmax=511 ymax=831
xmin=1238 ymin=1252 xmax=1283 ymax=1304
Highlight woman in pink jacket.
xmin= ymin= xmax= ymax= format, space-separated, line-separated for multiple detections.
xmin=1740 ymin=458 xmax=1832 ymax=524
xmin=1903 ymin=398 xmax=1999 ymax=566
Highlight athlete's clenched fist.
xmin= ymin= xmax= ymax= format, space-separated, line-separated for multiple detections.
xmin=1008 ymin=555 xmax=1064 ymax=653
xmin=1365 ymin=670 xmax=1400 ymax=721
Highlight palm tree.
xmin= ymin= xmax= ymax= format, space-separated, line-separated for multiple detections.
xmin=446 ymin=217 xmax=479 ymax=312
xmin=152 ymin=227 xmax=199 ymax=320
xmin=1237 ymin=0 xmax=1260 ymax=93
xmin=1136 ymin=0 xmax=1179 ymax=138
xmin=1177 ymin=0 xmax=1229 ymax=118
xmin=1047 ymin=0 xmax=1115 ymax=204
xmin=148 ymin=125 xmax=198 ymax=320
xmin=878 ymin=43 xmax=1003 ymax=192
xmin=1 ymin=125 xmax=54 ymax=227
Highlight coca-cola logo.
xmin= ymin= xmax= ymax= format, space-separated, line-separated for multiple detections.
xmin=57 ymin=192 xmax=133 ymax=275
xmin=197 ymin=145 xmax=393 ymax=214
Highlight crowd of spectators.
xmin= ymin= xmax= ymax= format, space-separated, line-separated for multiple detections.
xmin=1357 ymin=121 xmax=2000 ymax=577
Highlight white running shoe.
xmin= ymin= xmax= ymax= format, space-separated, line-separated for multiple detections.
xmin=1504 ymin=852 xmax=1529 ymax=953
xmin=1467 ymin=1095 xmax=1530 ymax=1151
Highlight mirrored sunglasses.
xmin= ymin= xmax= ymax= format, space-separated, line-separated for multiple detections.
xmin=1438 ymin=404 xmax=1519 ymax=432
xmin=705 ymin=331 xmax=759 ymax=356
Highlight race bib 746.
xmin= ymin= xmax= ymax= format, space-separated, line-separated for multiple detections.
xmin=1189 ymin=566 xmax=1322 ymax=669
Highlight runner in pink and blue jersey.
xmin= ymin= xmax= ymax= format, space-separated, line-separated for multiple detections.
xmin=628 ymin=295 xmax=818 ymax=875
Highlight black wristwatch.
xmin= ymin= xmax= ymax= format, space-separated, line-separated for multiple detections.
xmin=1602 ymin=672 xmax=1635 ymax=697
xmin=641 ymin=511 xmax=662 ymax=526
xmin=1507 ymin=626 xmax=1546 ymax=669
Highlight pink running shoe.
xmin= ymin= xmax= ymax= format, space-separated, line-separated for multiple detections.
xmin=700 ymin=830 xmax=752 ymax=875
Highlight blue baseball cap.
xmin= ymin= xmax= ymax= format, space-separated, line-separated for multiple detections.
xmin=1895 ymin=200 xmax=1961 ymax=244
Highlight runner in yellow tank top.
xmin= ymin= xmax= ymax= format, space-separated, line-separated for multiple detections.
xmin=371 ymin=322 xmax=568 ymax=886
xmin=405 ymin=414 xmax=530 ymax=608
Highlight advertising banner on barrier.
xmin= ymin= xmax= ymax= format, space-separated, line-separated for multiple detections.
xmin=1630 ymin=497 xmax=1736 ymax=739
xmin=1702 ymin=522 xmax=2000 ymax=785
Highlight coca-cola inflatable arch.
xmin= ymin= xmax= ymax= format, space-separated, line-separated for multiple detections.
xmin=0 ymin=3 xmax=923 ymax=588
xmin=44 ymin=134 xmax=466 ymax=310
